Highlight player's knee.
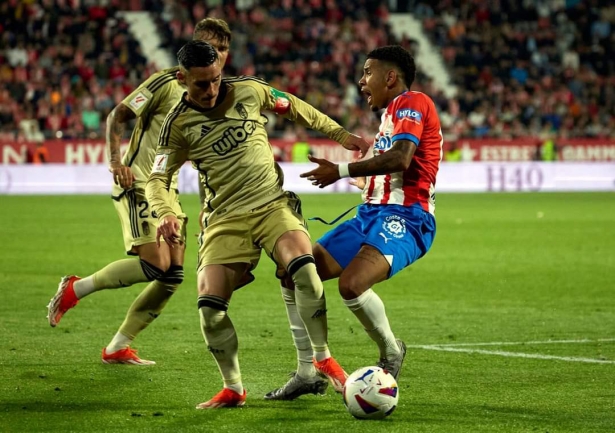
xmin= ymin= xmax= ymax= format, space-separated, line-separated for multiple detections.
xmin=137 ymin=244 xmax=172 ymax=271
xmin=139 ymin=259 xmax=166 ymax=282
xmin=281 ymin=286 xmax=296 ymax=305
xmin=338 ymin=273 xmax=367 ymax=300
xmin=158 ymin=265 xmax=184 ymax=286
xmin=197 ymin=295 xmax=229 ymax=331
xmin=155 ymin=256 xmax=172 ymax=272
xmin=288 ymin=254 xmax=323 ymax=298
xmin=280 ymin=275 xmax=295 ymax=290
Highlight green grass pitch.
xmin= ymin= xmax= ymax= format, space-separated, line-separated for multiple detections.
xmin=1 ymin=192 xmax=614 ymax=432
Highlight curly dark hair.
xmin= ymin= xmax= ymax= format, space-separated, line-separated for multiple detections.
xmin=367 ymin=45 xmax=416 ymax=88
xmin=177 ymin=40 xmax=219 ymax=70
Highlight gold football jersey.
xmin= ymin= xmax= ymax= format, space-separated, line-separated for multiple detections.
xmin=114 ymin=67 xmax=184 ymax=194
xmin=146 ymin=76 xmax=350 ymax=225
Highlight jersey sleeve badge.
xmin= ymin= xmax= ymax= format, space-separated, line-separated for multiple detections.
xmin=152 ymin=154 xmax=168 ymax=174
xmin=129 ymin=92 xmax=149 ymax=111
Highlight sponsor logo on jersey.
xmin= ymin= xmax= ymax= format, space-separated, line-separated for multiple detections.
xmin=201 ymin=124 xmax=211 ymax=137
xmin=374 ymin=133 xmax=392 ymax=151
xmin=129 ymin=92 xmax=149 ymax=110
xmin=235 ymin=102 xmax=248 ymax=119
xmin=270 ymin=88 xmax=290 ymax=114
xmin=396 ymin=108 xmax=422 ymax=123
xmin=152 ymin=153 xmax=168 ymax=174
xmin=212 ymin=120 xmax=257 ymax=155
xmin=382 ymin=215 xmax=406 ymax=239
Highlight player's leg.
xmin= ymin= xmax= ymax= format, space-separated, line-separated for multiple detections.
xmin=258 ymin=199 xmax=347 ymax=392
xmin=194 ymin=214 xmax=258 ymax=409
xmin=278 ymin=271 xmax=314 ymax=378
xmin=102 ymin=202 xmax=188 ymax=364
xmin=265 ymin=227 xmax=354 ymax=400
xmin=338 ymin=245 xmax=404 ymax=375
xmin=271 ymin=192 xmax=335 ymax=390
xmin=196 ymin=262 xmax=248 ymax=409
xmin=264 ymin=271 xmax=329 ymax=400
xmin=273 ymin=230 xmax=350 ymax=391
xmin=47 ymin=190 xmax=167 ymax=327
xmin=102 ymin=241 xmax=185 ymax=365
xmin=339 ymin=204 xmax=437 ymax=380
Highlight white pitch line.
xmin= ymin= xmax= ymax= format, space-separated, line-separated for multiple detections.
xmin=411 ymin=345 xmax=615 ymax=364
xmin=408 ymin=338 xmax=615 ymax=348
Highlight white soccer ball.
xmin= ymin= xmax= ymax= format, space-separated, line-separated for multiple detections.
xmin=343 ymin=366 xmax=399 ymax=419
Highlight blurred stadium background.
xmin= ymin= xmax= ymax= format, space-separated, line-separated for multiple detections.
xmin=1 ymin=0 xmax=615 ymax=168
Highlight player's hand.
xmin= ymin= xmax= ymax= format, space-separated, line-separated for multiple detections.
xmin=110 ymin=163 xmax=136 ymax=190
xmin=342 ymin=134 xmax=370 ymax=159
xmin=300 ymin=155 xmax=340 ymax=188
xmin=156 ymin=215 xmax=181 ymax=248
xmin=349 ymin=177 xmax=366 ymax=190
xmin=348 ymin=155 xmax=366 ymax=189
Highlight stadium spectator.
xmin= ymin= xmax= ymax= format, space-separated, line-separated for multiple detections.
xmin=32 ymin=141 xmax=50 ymax=164
xmin=1 ymin=0 xmax=614 ymax=147
xmin=444 ymin=140 xmax=461 ymax=162
xmin=290 ymin=126 xmax=313 ymax=163
xmin=0 ymin=0 xmax=154 ymax=141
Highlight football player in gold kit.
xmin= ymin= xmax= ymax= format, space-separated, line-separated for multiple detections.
xmin=146 ymin=40 xmax=370 ymax=408
xmin=46 ymin=19 xmax=233 ymax=365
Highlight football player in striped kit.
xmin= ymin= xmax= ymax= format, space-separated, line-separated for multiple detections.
xmin=277 ymin=45 xmax=442 ymax=391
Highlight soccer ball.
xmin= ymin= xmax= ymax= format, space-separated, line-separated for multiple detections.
xmin=343 ymin=366 xmax=399 ymax=419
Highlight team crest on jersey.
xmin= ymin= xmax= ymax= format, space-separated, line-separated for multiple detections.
xmin=235 ymin=102 xmax=248 ymax=119
xmin=382 ymin=215 xmax=406 ymax=239
xmin=201 ymin=125 xmax=211 ymax=137
xmin=396 ymin=108 xmax=422 ymax=123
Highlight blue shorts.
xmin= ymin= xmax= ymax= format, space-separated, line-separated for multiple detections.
xmin=316 ymin=203 xmax=436 ymax=278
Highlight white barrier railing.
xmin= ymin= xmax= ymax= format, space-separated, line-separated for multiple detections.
xmin=0 ymin=163 xmax=614 ymax=195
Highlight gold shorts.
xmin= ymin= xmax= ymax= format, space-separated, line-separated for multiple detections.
xmin=197 ymin=195 xmax=308 ymax=272
xmin=113 ymin=188 xmax=186 ymax=255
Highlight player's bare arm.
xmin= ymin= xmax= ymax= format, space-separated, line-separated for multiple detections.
xmin=106 ymin=104 xmax=137 ymax=189
xmin=301 ymin=140 xmax=416 ymax=188
xmin=341 ymin=134 xmax=370 ymax=159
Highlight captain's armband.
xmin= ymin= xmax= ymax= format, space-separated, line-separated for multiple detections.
xmin=270 ymin=88 xmax=290 ymax=115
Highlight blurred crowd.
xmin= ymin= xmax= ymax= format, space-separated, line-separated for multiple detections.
xmin=0 ymin=0 xmax=153 ymax=142
xmin=418 ymin=0 xmax=615 ymax=140
xmin=1 ymin=0 xmax=614 ymax=146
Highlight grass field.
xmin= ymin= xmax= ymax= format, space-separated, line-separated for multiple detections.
xmin=1 ymin=192 xmax=614 ymax=433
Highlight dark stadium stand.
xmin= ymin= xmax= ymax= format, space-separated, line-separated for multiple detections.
xmin=416 ymin=0 xmax=615 ymax=140
xmin=0 ymin=0 xmax=613 ymax=143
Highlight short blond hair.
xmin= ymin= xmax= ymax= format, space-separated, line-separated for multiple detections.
xmin=193 ymin=18 xmax=232 ymax=43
